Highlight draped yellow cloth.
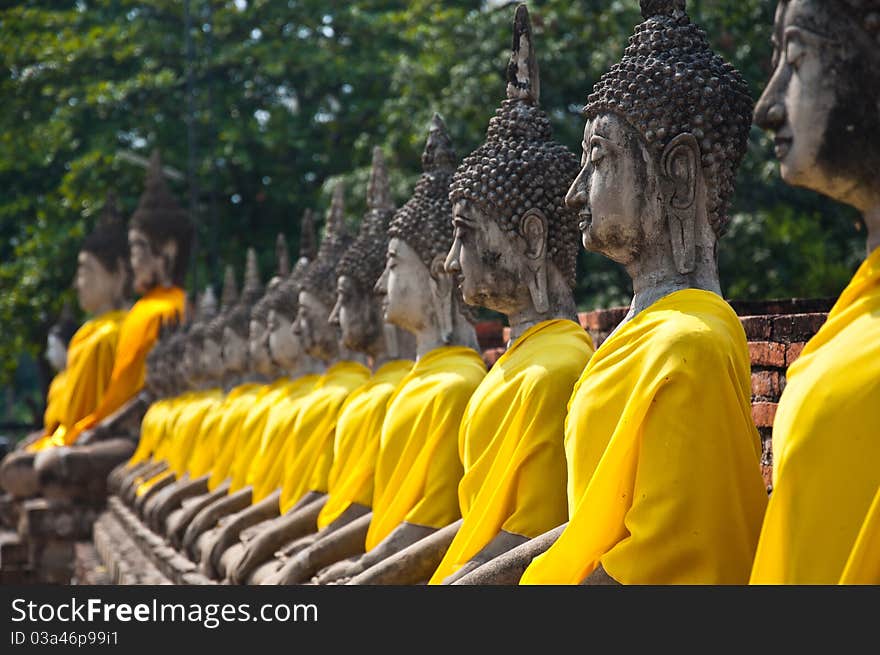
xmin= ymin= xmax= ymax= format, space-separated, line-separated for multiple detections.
xmin=277 ymin=362 xmax=371 ymax=514
xmin=44 ymin=372 xmax=66 ymax=433
xmin=751 ymin=247 xmax=880 ymax=585
xmin=245 ymin=374 xmax=320 ymax=502
xmin=30 ymin=310 xmax=127 ymax=452
xmin=430 ymin=320 xmax=593 ymax=584
xmin=365 ymin=346 xmax=486 ymax=551
xmin=317 ymin=360 xmax=413 ymax=529
xmin=206 ymin=383 xmax=263 ymax=491
xmin=69 ymin=286 xmax=185 ymax=442
xmin=227 ymin=379 xmax=293 ymax=493
xmin=38 ymin=371 xmax=67 ymax=443
xmin=840 ymin=486 xmax=880 ymax=584
xmin=127 ymin=397 xmax=174 ymax=466
xmin=132 ymin=391 xmax=213 ymax=497
xmin=185 ymin=382 xmax=265 ymax=481
xmin=165 ymin=389 xmax=223 ymax=477
xmin=522 ymin=290 xmax=767 ymax=585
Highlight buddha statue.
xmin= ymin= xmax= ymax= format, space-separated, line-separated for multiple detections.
xmin=111 ymin=265 xmax=237 ymax=503
xmin=750 ymin=0 xmax=880 ymax=584
xmin=139 ymin=291 xmax=225 ymax=530
xmin=309 ymin=116 xmax=487 ymax=586
xmin=32 ymin=151 xmax=191 ymax=502
xmin=162 ymin=223 xmax=314 ymax=554
xmin=0 ymin=193 xmax=131 ymax=501
xmin=233 ymin=148 xmax=418 ymax=585
xmin=471 ymin=0 xmax=767 ymax=585
xmin=107 ymin=319 xmax=176 ymax=496
xmin=205 ymin=168 xmax=398 ymax=583
xmin=188 ymin=186 xmax=370 ymax=578
xmin=406 ymin=4 xmax=594 ymax=585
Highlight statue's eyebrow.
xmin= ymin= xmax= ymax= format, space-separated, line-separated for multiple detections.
xmin=453 ymin=214 xmax=478 ymax=228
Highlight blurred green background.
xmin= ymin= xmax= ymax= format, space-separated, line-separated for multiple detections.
xmin=0 ymin=0 xmax=865 ymax=427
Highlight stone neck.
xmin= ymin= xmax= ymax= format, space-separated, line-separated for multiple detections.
xmin=414 ymin=315 xmax=476 ymax=359
xmin=506 ymin=268 xmax=578 ymax=345
xmin=295 ymin=354 xmax=327 ymax=376
xmin=90 ymin=298 xmax=124 ymax=317
xmin=375 ymin=324 xmax=416 ymax=367
xmin=865 ymin=205 xmax=880 ymax=257
xmin=623 ymin=238 xmax=721 ymax=329
xmin=337 ymin=345 xmax=369 ymax=367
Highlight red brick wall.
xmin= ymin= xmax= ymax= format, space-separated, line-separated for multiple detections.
xmin=473 ymin=297 xmax=834 ymax=491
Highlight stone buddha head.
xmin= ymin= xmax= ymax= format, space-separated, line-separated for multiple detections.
xmin=182 ymin=326 xmax=208 ymax=387
xmin=566 ymin=0 xmax=752 ymax=285
xmin=295 ymin=183 xmax=353 ymax=361
xmin=204 ymin=265 xmax=238 ymax=380
xmin=184 ymin=288 xmax=219 ymax=384
xmin=222 ymin=249 xmax=264 ymax=375
xmin=378 ymin=114 xmax=476 ymax=348
xmin=76 ymin=193 xmax=129 ymax=315
xmin=331 ymin=147 xmax=398 ymax=357
xmin=445 ymin=5 xmax=581 ymax=321
xmin=266 ymin=277 xmax=303 ymax=370
xmin=128 ymin=150 xmax=194 ymax=295
xmin=754 ymin=0 xmax=880 ymax=216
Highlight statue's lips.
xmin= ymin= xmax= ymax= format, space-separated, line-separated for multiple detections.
xmin=578 ymin=213 xmax=592 ymax=231
xmin=774 ymin=136 xmax=792 ymax=160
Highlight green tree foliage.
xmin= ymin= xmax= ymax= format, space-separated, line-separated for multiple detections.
xmin=0 ymin=0 xmax=866 ymax=400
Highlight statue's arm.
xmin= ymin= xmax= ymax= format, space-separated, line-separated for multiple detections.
xmin=438 ymin=529 xmax=529 ymax=585
xmin=272 ymin=513 xmax=372 ymax=585
xmin=228 ymin=496 xmax=326 ymax=584
xmin=346 ymin=519 xmax=463 ymax=585
xmin=580 ymin=563 xmax=620 ymax=585
xmin=452 ymin=523 xmax=567 ymax=585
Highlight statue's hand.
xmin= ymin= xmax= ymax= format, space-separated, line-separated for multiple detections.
xmin=77 ymin=427 xmax=105 ymax=446
xmin=33 ymin=446 xmax=71 ymax=479
xmin=312 ymin=557 xmax=363 ymax=585
xmin=230 ymin=533 xmax=275 ymax=585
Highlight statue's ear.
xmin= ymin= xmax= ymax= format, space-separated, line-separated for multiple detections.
xmin=519 ymin=208 xmax=550 ymax=313
xmin=660 ymin=133 xmax=699 ymax=275
xmin=160 ymin=239 xmax=179 ymax=279
xmin=519 ymin=209 xmax=547 ymax=262
xmin=429 ymin=254 xmax=454 ymax=343
xmin=429 ymin=254 xmax=452 ymax=296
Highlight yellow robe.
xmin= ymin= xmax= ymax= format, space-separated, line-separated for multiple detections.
xmin=133 ymin=391 xmax=218 ymax=496
xmin=840 ymin=486 xmax=880 ymax=584
xmin=751 ymin=247 xmax=880 ymax=585
xmin=127 ymin=397 xmax=173 ymax=467
xmin=245 ymin=374 xmax=320 ymax=503
xmin=206 ymin=383 xmax=263 ymax=491
xmin=430 ymin=320 xmax=593 ymax=584
xmin=227 ymin=379 xmax=294 ymax=493
xmin=30 ymin=310 xmax=126 ymax=451
xmin=185 ymin=385 xmax=254 ymax=480
xmin=365 ymin=346 xmax=486 ymax=551
xmin=68 ymin=286 xmax=185 ymax=443
xmin=277 ymin=362 xmax=371 ymax=514
xmin=317 ymin=360 xmax=413 ymax=529
xmin=40 ymin=371 xmax=68 ymax=439
xmin=165 ymin=389 xmax=223 ymax=477
xmin=522 ymin=290 xmax=767 ymax=585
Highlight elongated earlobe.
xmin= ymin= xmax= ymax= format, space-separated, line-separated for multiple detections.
xmin=429 ymin=255 xmax=454 ymax=343
xmin=520 ymin=209 xmax=549 ymax=313
xmin=661 ymin=133 xmax=699 ymax=274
